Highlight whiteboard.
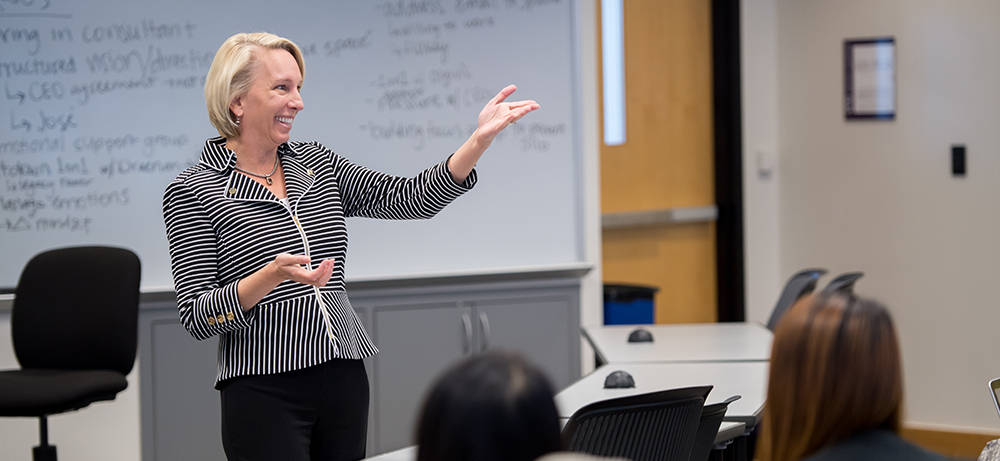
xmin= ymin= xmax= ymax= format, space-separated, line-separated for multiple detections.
xmin=0 ymin=0 xmax=583 ymax=291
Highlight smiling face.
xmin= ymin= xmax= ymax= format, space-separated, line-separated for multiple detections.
xmin=229 ymin=47 xmax=304 ymax=154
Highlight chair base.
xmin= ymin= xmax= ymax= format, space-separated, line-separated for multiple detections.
xmin=33 ymin=444 xmax=56 ymax=461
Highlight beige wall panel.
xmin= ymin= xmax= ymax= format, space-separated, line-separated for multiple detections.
xmin=599 ymin=0 xmax=717 ymax=324
xmin=602 ymin=223 xmax=718 ymax=324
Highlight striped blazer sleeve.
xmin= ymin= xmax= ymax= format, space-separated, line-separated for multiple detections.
xmin=331 ymin=149 xmax=477 ymax=220
xmin=163 ymin=176 xmax=253 ymax=340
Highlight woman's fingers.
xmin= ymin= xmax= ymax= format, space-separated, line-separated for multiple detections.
xmin=295 ymin=259 xmax=334 ymax=287
xmin=274 ymin=254 xmax=335 ymax=287
xmin=311 ymin=259 xmax=335 ymax=286
xmin=507 ymin=100 xmax=538 ymax=110
xmin=275 ymin=253 xmax=311 ymax=267
xmin=489 ymin=84 xmax=517 ymax=105
xmin=506 ymin=101 xmax=540 ymax=122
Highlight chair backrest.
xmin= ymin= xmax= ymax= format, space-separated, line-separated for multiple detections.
xmin=766 ymin=268 xmax=826 ymax=331
xmin=824 ymin=272 xmax=864 ymax=294
xmin=688 ymin=395 xmax=741 ymax=461
xmin=562 ymin=386 xmax=712 ymax=461
xmin=12 ymin=246 xmax=141 ymax=375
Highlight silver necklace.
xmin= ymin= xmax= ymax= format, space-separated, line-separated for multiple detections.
xmin=234 ymin=154 xmax=279 ymax=185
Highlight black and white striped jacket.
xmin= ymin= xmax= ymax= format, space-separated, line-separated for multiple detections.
xmin=163 ymin=137 xmax=476 ymax=385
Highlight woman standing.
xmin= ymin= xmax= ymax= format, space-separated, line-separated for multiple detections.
xmin=163 ymin=32 xmax=538 ymax=461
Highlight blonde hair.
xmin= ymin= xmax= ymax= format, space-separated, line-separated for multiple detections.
xmin=763 ymin=292 xmax=903 ymax=461
xmin=204 ymin=32 xmax=305 ymax=139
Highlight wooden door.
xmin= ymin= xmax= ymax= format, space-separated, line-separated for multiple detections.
xmin=599 ymin=0 xmax=717 ymax=323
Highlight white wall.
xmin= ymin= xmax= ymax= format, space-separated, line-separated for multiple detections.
xmin=746 ymin=0 xmax=1000 ymax=432
xmin=741 ymin=0 xmax=783 ymax=326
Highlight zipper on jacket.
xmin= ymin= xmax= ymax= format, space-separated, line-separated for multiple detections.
xmin=291 ymin=214 xmax=339 ymax=347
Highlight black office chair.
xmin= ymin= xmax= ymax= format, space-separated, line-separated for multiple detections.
xmin=689 ymin=395 xmax=741 ymax=461
xmin=766 ymin=268 xmax=826 ymax=331
xmin=824 ymin=272 xmax=864 ymax=293
xmin=562 ymin=386 xmax=712 ymax=461
xmin=0 ymin=246 xmax=141 ymax=461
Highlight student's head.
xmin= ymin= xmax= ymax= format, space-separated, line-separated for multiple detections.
xmin=764 ymin=291 xmax=903 ymax=461
xmin=416 ymin=350 xmax=563 ymax=461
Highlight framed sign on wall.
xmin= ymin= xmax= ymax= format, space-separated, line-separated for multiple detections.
xmin=844 ymin=37 xmax=896 ymax=120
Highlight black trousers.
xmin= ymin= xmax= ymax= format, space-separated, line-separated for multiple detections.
xmin=219 ymin=358 xmax=369 ymax=461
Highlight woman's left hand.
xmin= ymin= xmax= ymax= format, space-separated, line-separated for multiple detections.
xmin=473 ymin=84 xmax=540 ymax=147
xmin=448 ymin=85 xmax=539 ymax=183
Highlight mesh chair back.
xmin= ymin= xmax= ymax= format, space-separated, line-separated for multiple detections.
xmin=563 ymin=386 xmax=712 ymax=461
xmin=824 ymin=272 xmax=864 ymax=294
xmin=688 ymin=395 xmax=741 ymax=461
xmin=12 ymin=246 xmax=141 ymax=375
xmin=766 ymin=268 xmax=826 ymax=331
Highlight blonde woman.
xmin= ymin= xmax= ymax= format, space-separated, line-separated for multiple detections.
xmin=163 ymin=32 xmax=537 ymax=461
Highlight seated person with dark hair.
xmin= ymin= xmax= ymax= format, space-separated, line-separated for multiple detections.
xmin=415 ymin=350 xmax=562 ymax=461
xmin=763 ymin=291 xmax=944 ymax=461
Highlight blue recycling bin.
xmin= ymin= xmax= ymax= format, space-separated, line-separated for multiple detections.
xmin=603 ymin=284 xmax=658 ymax=325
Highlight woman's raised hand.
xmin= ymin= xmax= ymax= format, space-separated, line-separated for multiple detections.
xmin=474 ymin=84 xmax=540 ymax=147
xmin=447 ymin=85 xmax=540 ymax=184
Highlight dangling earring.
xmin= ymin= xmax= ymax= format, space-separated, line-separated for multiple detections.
xmin=234 ymin=116 xmax=241 ymax=126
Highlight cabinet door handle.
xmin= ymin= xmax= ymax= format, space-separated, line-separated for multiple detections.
xmin=478 ymin=312 xmax=491 ymax=352
xmin=462 ymin=312 xmax=473 ymax=355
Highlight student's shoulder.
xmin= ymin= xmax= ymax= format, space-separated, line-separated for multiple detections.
xmin=535 ymin=452 xmax=628 ymax=461
xmin=806 ymin=430 xmax=945 ymax=461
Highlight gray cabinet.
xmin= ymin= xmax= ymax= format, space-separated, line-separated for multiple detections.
xmin=369 ymin=302 xmax=471 ymax=451
xmin=139 ymin=303 xmax=226 ymax=461
xmin=140 ymin=276 xmax=581 ymax=460
xmin=364 ymin=289 xmax=579 ymax=454
xmin=474 ymin=297 xmax=575 ymax=389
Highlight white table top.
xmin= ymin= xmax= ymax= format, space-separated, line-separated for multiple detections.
xmin=582 ymin=322 xmax=773 ymax=364
xmin=365 ymin=446 xmax=417 ymax=461
xmin=715 ymin=421 xmax=746 ymax=444
xmin=554 ymin=362 xmax=769 ymax=428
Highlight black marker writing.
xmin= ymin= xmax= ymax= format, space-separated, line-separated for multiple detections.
xmin=0 ymin=136 xmax=64 ymax=156
xmin=0 ymin=56 xmax=76 ymax=78
xmin=378 ymin=0 xmax=446 ymax=18
xmin=0 ymin=27 xmax=41 ymax=55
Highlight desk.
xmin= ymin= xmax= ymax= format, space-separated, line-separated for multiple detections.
xmin=555 ymin=362 xmax=769 ymax=429
xmin=715 ymin=421 xmax=746 ymax=445
xmin=583 ymin=323 xmax=773 ymax=365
